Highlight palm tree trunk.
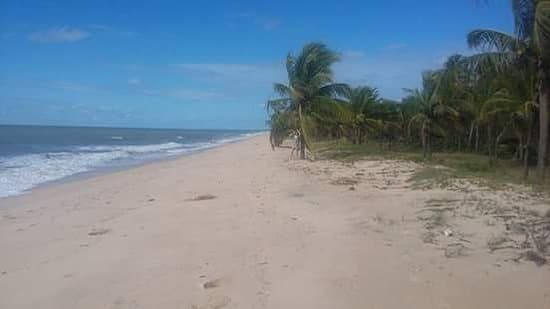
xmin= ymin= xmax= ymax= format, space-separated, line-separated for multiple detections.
xmin=297 ymin=103 xmax=307 ymax=160
xmin=468 ymin=122 xmax=475 ymax=151
xmin=299 ymin=134 xmax=306 ymax=159
xmin=421 ymin=122 xmax=428 ymax=159
xmin=536 ymin=76 xmax=549 ymax=182
xmin=427 ymin=134 xmax=431 ymax=158
xmin=516 ymin=132 xmax=523 ymax=161
xmin=475 ymin=125 xmax=480 ymax=153
xmin=523 ymin=119 xmax=533 ymax=180
xmin=494 ymin=128 xmax=505 ymax=160
xmin=487 ymin=124 xmax=493 ymax=157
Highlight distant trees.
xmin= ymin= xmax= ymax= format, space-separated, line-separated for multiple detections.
xmin=267 ymin=1 xmax=550 ymax=182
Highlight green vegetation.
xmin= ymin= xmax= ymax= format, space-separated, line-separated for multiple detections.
xmin=313 ymin=139 xmax=549 ymax=190
xmin=267 ymin=1 xmax=550 ymax=185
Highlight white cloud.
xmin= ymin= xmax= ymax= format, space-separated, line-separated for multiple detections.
xmin=128 ymin=77 xmax=141 ymax=86
xmin=28 ymin=27 xmax=90 ymax=43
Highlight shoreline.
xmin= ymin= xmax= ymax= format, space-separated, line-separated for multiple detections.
xmin=0 ymin=133 xmax=548 ymax=309
xmin=0 ymin=132 xmax=266 ymax=203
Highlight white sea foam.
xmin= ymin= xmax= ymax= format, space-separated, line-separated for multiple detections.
xmin=0 ymin=132 xmax=262 ymax=198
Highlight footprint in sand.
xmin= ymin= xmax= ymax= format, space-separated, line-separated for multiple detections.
xmin=187 ymin=194 xmax=218 ymax=202
xmin=88 ymin=228 xmax=111 ymax=236
xmin=202 ymin=277 xmax=230 ymax=289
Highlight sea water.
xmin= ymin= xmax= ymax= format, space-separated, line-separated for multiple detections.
xmin=0 ymin=125 xmax=261 ymax=198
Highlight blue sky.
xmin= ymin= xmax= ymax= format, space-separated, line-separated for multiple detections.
xmin=0 ymin=1 xmax=514 ymax=129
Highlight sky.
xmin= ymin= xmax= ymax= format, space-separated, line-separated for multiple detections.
xmin=0 ymin=0 xmax=514 ymax=129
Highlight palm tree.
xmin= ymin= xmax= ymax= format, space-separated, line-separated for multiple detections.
xmin=267 ymin=42 xmax=349 ymax=159
xmin=467 ymin=0 xmax=550 ymax=181
xmin=406 ymin=72 xmax=459 ymax=158
xmin=345 ymin=86 xmax=380 ymax=144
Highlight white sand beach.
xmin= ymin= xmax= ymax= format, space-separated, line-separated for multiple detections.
xmin=0 ymin=134 xmax=549 ymax=309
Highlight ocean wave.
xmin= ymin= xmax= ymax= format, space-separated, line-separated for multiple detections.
xmin=0 ymin=132 xmax=261 ymax=198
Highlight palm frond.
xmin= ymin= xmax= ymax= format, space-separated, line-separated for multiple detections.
xmin=273 ymin=83 xmax=291 ymax=97
xmin=512 ymin=0 xmax=536 ymax=40
xmin=462 ymin=52 xmax=515 ymax=74
xmin=467 ymin=29 xmax=522 ymax=52
xmin=318 ymin=83 xmax=351 ymax=98
xmin=267 ymin=98 xmax=292 ymax=113
xmin=535 ymin=0 xmax=550 ymax=62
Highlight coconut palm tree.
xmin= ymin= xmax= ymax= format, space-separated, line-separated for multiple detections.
xmin=345 ymin=86 xmax=380 ymax=144
xmin=267 ymin=42 xmax=349 ymax=159
xmin=466 ymin=0 xmax=550 ymax=181
xmin=405 ymin=72 xmax=459 ymax=158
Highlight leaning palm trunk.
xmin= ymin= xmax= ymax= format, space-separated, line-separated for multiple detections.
xmin=297 ymin=103 xmax=313 ymax=160
xmin=537 ymin=76 xmax=549 ymax=181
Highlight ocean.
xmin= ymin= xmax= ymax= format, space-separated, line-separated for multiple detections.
xmin=0 ymin=125 xmax=262 ymax=198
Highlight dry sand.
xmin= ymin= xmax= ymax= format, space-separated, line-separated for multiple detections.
xmin=0 ymin=134 xmax=549 ymax=309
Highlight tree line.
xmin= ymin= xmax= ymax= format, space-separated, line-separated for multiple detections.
xmin=267 ymin=0 xmax=550 ymax=183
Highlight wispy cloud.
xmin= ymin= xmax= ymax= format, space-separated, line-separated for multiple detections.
xmin=141 ymin=88 xmax=224 ymax=101
xmin=35 ymin=79 xmax=224 ymax=103
xmin=178 ymin=63 xmax=259 ymax=77
xmin=257 ymin=18 xmax=282 ymax=30
xmin=384 ymin=43 xmax=408 ymax=51
xmin=228 ymin=11 xmax=282 ymax=31
xmin=335 ymin=46 xmax=470 ymax=100
xmin=89 ymin=24 xmax=137 ymax=37
xmin=28 ymin=27 xmax=90 ymax=43
xmin=128 ymin=77 xmax=141 ymax=86
xmin=176 ymin=62 xmax=285 ymax=84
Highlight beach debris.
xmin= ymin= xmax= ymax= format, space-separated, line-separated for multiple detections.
xmin=522 ymin=250 xmax=547 ymax=266
xmin=487 ymin=235 xmax=511 ymax=252
xmin=88 ymin=228 xmax=111 ymax=236
xmin=421 ymin=231 xmax=437 ymax=244
xmin=330 ymin=177 xmax=359 ymax=186
xmin=443 ymin=228 xmax=453 ymax=237
xmin=147 ymin=198 xmax=156 ymax=202
xmin=187 ymin=194 xmax=217 ymax=202
xmin=444 ymin=243 xmax=466 ymax=258
xmin=203 ymin=278 xmax=222 ymax=289
xmin=349 ymin=186 xmax=356 ymax=191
